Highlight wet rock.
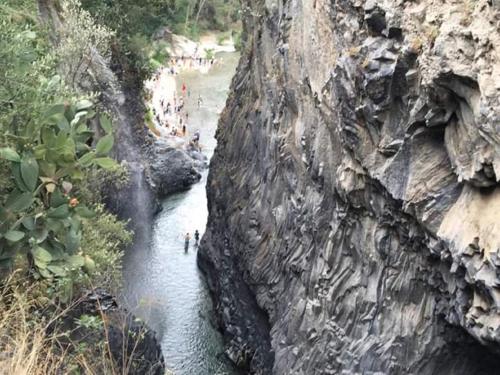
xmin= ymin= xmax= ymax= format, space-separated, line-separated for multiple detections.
xmin=149 ymin=144 xmax=202 ymax=198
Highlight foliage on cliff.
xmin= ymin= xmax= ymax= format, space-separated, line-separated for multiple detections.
xmin=80 ymin=0 xmax=240 ymax=37
xmin=79 ymin=0 xmax=241 ymax=81
xmin=0 ymin=1 xmax=146 ymax=373
xmin=0 ymin=0 xmax=122 ymax=290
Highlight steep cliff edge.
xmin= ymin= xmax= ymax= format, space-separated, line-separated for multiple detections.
xmin=200 ymin=0 xmax=500 ymax=373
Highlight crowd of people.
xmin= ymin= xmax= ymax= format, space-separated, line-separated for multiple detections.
xmin=166 ymin=54 xmax=216 ymax=75
xmin=149 ymin=68 xmax=204 ymax=150
xmin=147 ymin=47 xmax=221 ymax=252
xmin=152 ymin=88 xmax=187 ymax=135
xmin=146 ymin=43 xmax=223 ymax=152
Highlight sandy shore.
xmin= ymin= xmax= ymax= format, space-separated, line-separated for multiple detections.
xmin=147 ymin=72 xmax=179 ymax=138
xmin=144 ymin=32 xmax=235 ymax=145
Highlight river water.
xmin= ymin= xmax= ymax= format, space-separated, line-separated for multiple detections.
xmin=123 ymin=52 xmax=239 ymax=375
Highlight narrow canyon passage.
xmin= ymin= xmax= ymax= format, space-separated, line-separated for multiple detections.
xmin=122 ymin=52 xmax=239 ymax=375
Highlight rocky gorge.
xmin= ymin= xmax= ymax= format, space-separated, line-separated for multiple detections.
xmin=199 ymin=0 xmax=500 ymax=374
xmin=36 ymin=1 xmax=211 ymax=373
xmin=38 ymin=0 xmax=206 ymax=234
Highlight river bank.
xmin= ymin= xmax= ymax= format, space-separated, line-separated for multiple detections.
xmin=140 ymin=33 xmax=237 ymax=199
xmin=144 ymin=32 xmax=235 ymax=144
xmin=123 ymin=29 xmax=241 ymax=373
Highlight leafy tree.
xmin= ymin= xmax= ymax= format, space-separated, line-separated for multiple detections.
xmin=0 ymin=0 xmax=66 ymax=144
xmin=56 ymin=0 xmax=115 ymax=89
xmin=78 ymin=0 xmax=241 ymax=81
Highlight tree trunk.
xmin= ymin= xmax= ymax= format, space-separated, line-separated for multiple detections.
xmin=184 ymin=1 xmax=193 ymax=33
xmin=194 ymin=0 xmax=207 ymax=29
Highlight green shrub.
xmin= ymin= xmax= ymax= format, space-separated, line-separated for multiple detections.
xmin=57 ymin=0 xmax=115 ymax=89
xmin=216 ymin=31 xmax=230 ymax=45
xmin=0 ymin=1 xmax=68 ymax=144
xmin=204 ymin=48 xmax=215 ymax=60
xmin=0 ymin=101 xmax=119 ymax=283
xmin=0 ymin=5 xmax=139 ymax=371
xmin=78 ymin=205 xmax=132 ymax=291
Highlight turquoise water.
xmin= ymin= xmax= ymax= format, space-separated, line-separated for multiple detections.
xmin=123 ymin=52 xmax=240 ymax=375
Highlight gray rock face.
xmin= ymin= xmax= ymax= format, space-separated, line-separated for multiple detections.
xmin=200 ymin=0 xmax=500 ymax=374
xmin=148 ymin=140 xmax=204 ymax=198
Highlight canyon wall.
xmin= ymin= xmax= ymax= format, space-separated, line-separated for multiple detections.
xmin=200 ymin=0 xmax=500 ymax=373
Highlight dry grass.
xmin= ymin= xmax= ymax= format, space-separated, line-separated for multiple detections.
xmin=459 ymin=0 xmax=475 ymax=27
xmin=0 ymin=273 xmax=150 ymax=375
xmin=409 ymin=36 xmax=423 ymax=53
xmin=0 ymin=275 xmax=69 ymax=375
xmin=347 ymin=46 xmax=361 ymax=57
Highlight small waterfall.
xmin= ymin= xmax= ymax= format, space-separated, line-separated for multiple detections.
xmin=125 ymin=161 xmax=154 ymax=246
xmin=110 ymin=109 xmax=157 ymax=252
xmin=92 ymin=51 xmax=157 ymax=254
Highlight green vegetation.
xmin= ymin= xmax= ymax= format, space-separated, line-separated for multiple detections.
xmin=0 ymin=0 xmax=122 ymax=289
xmin=80 ymin=0 xmax=240 ymax=39
xmin=79 ymin=0 xmax=241 ymax=81
xmin=0 ymin=0 xmax=144 ymax=373
xmin=0 ymin=1 xmax=66 ymax=144
xmin=204 ymin=48 xmax=215 ymax=60
xmin=0 ymin=101 xmax=119 ymax=287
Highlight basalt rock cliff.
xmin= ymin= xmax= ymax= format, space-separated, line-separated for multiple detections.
xmin=199 ymin=0 xmax=500 ymax=374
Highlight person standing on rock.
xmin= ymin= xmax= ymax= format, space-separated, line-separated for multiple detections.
xmin=197 ymin=94 xmax=203 ymax=108
xmin=184 ymin=233 xmax=191 ymax=252
xmin=182 ymin=83 xmax=187 ymax=96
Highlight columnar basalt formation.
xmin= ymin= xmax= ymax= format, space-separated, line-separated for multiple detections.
xmin=199 ymin=0 xmax=500 ymax=374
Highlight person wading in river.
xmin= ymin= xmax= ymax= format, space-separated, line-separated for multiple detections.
xmin=184 ymin=232 xmax=191 ymax=252
xmin=194 ymin=230 xmax=200 ymax=246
